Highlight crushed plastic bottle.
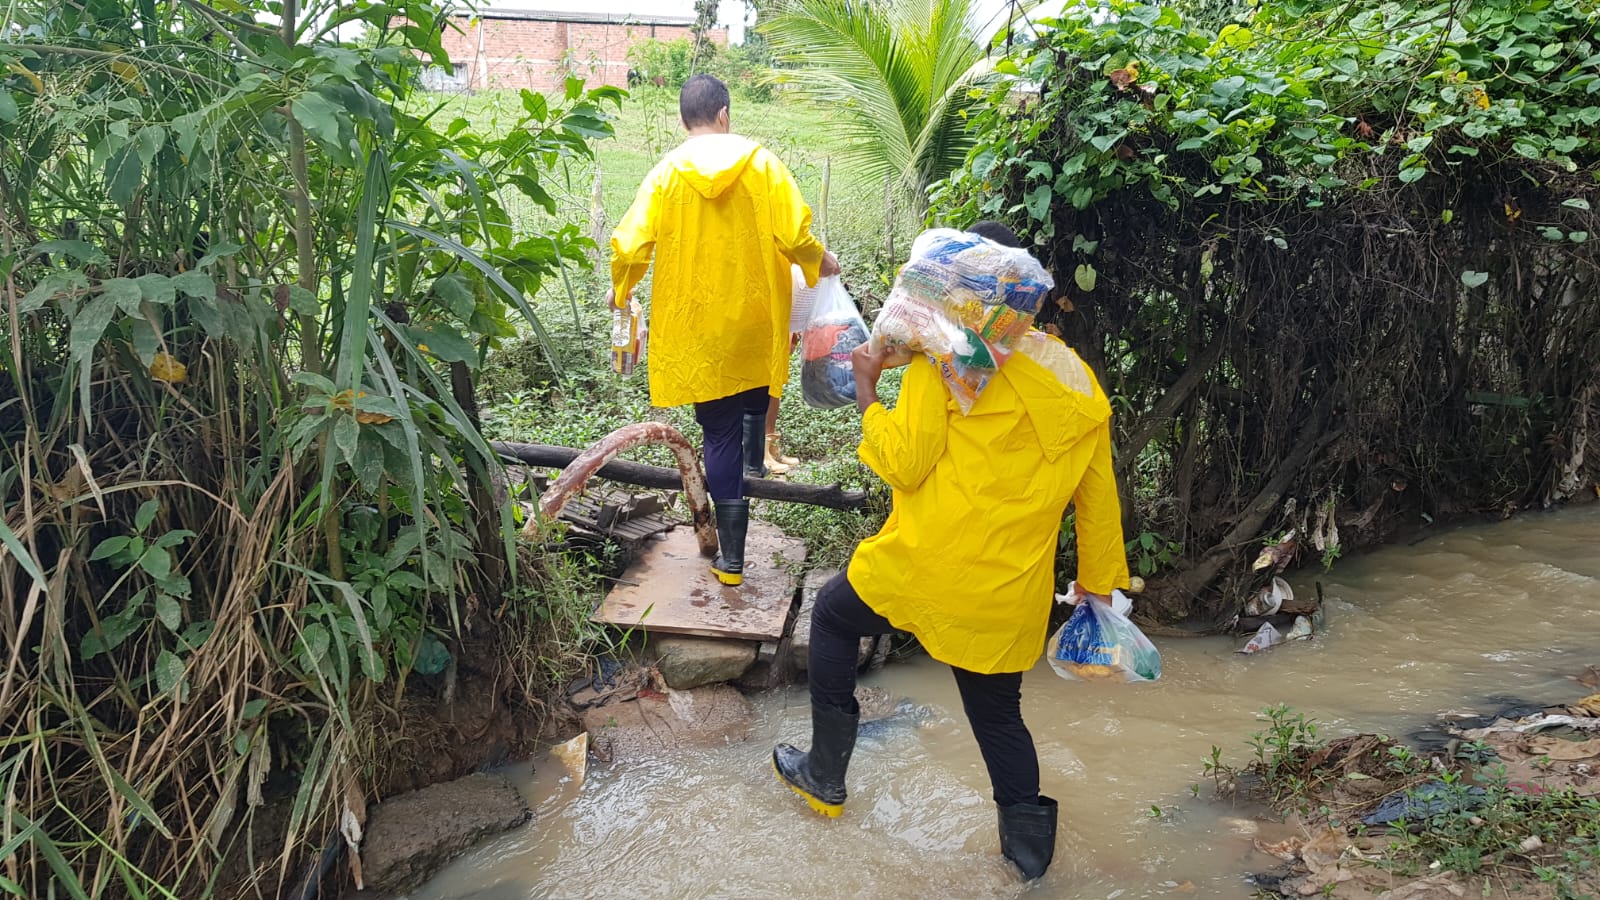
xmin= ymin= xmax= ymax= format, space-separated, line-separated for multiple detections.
xmin=609 ymin=291 xmax=643 ymax=376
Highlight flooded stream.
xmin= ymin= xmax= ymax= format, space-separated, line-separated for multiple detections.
xmin=409 ymin=506 xmax=1600 ymax=899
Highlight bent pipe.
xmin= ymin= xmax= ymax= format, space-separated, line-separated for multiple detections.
xmin=523 ymin=422 xmax=719 ymax=558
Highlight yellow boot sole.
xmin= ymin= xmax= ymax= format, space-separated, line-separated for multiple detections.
xmin=712 ymin=566 xmax=743 ymax=586
xmin=772 ymin=758 xmax=844 ymax=818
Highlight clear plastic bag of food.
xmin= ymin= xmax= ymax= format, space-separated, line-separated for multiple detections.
xmin=800 ymin=276 xmax=868 ymax=409
xmin=871 ymin=228 xmax=1054 ymax=413
xmin=1048 ymin=590 xmax=1163 ymax=683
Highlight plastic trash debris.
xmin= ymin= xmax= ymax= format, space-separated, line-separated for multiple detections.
xmin=1054 ymin=580 xmax=1132 ymax=615
xmin=1048 ymin=590 xmax=1162 ymax=683
xmin=551 ymin=732 xmax=589 ymax=785
xmin=1285 ymin=615 xmax=1313 ymax=641
xmin=609 ymin=291 xmax=644 ymax=376
xmin=1238 ymin=622 xmax=1283 ymax=654
xmin=800 ymin=276 xmax=868 ymax=409
xmin=1361 ymin=782 xmax=1486 ymax=827
xmin=1245 ymin=577 xmax=1292 ymax=617
xmin=789 ymin=264 xmax=818 ymax=334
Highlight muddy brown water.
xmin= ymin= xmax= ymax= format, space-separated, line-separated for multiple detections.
xmin=407 ymin=506 xmax=1600 ymax=899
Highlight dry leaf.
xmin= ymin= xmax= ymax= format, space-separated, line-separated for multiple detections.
xmin=1573 ymin=693 xmax=1600 ymax=717
xmin=1253 ymin=836 xmax=1303 ymax=862
xmin=355 ymin=411 xmax=394 ymax=425
xmin=1300 ymin=828 xmax=1351 ymax=876
xmin=150 ymin=351 xmax=187 ymax=384
xmin=1523 ymin=735 xmax=1600 ymax=761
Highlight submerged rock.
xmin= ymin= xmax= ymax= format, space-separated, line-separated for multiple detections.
xmin=360 ymin=772 xmax=530 ymax=893
xmin=584 ymin=684 xmax=755 ymax=762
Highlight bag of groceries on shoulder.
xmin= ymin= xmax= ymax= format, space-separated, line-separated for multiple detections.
xmin=1048 ymin=582 xmax=1163 ymax=684
xmin=870 ymin=228 xmax=1054 ymax=414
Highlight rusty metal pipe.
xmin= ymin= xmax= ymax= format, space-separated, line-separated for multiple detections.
xmin=525 ymin=422 xmax=719 ymax=558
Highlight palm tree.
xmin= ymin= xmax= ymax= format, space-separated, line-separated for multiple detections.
xmin=762 ymin=0 xmax=1005 ymax=216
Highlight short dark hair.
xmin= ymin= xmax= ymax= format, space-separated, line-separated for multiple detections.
xmin=968 ymin=220 xmax=1023 ymax=248
xmin=680 ymin=74 xmax=730 ymax=128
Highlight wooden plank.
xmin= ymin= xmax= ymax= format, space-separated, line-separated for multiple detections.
xmin=592 ymin=521 xmax=805 ymax=641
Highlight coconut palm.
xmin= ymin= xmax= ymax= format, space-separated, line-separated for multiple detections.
xmin=762 ymin=0 xmax=1008 ymax=216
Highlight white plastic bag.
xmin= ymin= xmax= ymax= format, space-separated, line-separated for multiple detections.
xmin=1048 ymin=589 xmax=1162 ymax=683
xmin=789 ymin=265 xmax=817 ymax=335
xmin=800 ymin=276 xmax=868 ymax=409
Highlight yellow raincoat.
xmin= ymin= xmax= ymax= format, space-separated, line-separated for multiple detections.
xmin=847 ymin=335 xmax=1131 ymax=674
xmin=610 ymin=134 xmax=826 ymax=408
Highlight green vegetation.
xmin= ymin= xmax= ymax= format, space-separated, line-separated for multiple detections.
xmin=937 ymin=0 xmax=1600 ymax=619
xmin=1209 ymin=706 xmax=1600 ymax=898
xmin=0 ymin=0 xmax=622 ymax=893
xmin=763 ymin=0 xmax=1006 ymax=213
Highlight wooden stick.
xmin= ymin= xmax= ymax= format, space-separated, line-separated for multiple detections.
xmin=491 ymin=441 xmax=871 ymax=510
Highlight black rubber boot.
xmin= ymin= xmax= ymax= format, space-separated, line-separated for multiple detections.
xmin=710 ymin=499 xmax=750 ymax=586
xmin=742 ymin=412 xmax=767 ymax=478
xmin=773 ymin=702 xmax=859 ymax=817
xmin=998 ymin=795 xmax=1059 ymax=880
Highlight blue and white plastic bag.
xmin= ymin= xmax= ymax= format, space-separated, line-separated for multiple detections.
xmin=1048 ymin=588 xmax=1162 ymax=683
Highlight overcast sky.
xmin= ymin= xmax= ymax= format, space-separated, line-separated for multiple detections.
xmin=469 ymin=1 xmax=1073 ymax=44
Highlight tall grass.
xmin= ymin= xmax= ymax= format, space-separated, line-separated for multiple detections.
xmin=0 ymin=0 xmax=618 ymax=893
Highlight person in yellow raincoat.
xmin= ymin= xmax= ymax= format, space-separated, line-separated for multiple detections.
xmin=773 ymin=222 xmax=1130 ymax=882
xmin=610 ymin=75 xmax=839 ymax=586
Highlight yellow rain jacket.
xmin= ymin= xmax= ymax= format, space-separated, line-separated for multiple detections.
xmin=847 ymin=335 xmax=1131 ymax=674
xmin=610 ymin=134 xmax=826 ymax=408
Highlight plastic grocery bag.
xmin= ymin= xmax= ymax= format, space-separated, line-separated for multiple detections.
xmin=789 ymin=264 xmax=817 ymax=335
xmin=1048 ymin=589 xmax=1163 ymax=683
xmin=872 ymin=228 xmax=1054 ymax=413
xmin=800 ymin=276 xmax=868 ymax=409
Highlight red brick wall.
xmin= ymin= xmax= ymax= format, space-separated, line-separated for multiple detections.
xmin=437 ymin=17 xmax=729 ymax=93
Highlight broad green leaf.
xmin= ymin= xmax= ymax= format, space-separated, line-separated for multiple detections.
xmin=1074 ymin=264 xmax=1098 ymax=293
xmin=135 ymin=273 xmax=176 ymax=305
xmin=155 ymin=593 xmax=182 ymax=632
xmin=288 ymin=286 xmax=319 ymax=316
xmin=172 ymin=270 xmax=216 ymax=300
xmin=135 ymin=499 xmax=160 ymax=531
xmin=1563 ymin=198 xmax=1591 ymax=211
xmin=291 ymin=91 xmax=344 ymax=149
xmin=242 ymin=698 xmax=269 ymax=719
xmin=292 ymin=371 xmax=338 ymax=395
xmin=138 ymin=547 xmax=172 ymax=581
xmin=134 ymin=124 xmax=166 ymax=165
xmin=196 ymin=242 xmax=244 ymax=270
xmin=105 ymin=145 xmax=143 ymax=206
xmin=1539 ymin=226 xmax=1566 ymax=241
xmin=129 ymin=316 xmax=160 ymax=365
xmin=334 ymin=413 xmax=360 ymax=465
xmin=408 ymin=324 xmax=477 ymax=364
xmin=20 ymin=271 xmax=89 ymax=314
xmin=0 ymin=90 xmax=17 ymax=122
xmin=1460 ymin=270 xmax=1489 ymax=288
xmin=81 ymin=593 xmax=149 ymax=660
xmin=90 ymin=536 xmax=131 ymax=561
xmin=299 ymin=622 xmax=331 ymax=670
xmin=1397 ymin=164 xmax=1426 ymax=184
xmin=432 ymin=273 xmax=476 ymax=319
xmin=1023 ymin=184 xmax=1053 ymax=223
xmin=1570 ymin=231 xmax=1589 ymax=243
xmin=154 ymin=649 xmax=185 ymax=696
xmin=179 ymin=619 xmax=214 ymax=651
xmin=101 ymin=277 xmax=143 ymax=315
xmin=69 ymin=295 xmax=118 ymax=362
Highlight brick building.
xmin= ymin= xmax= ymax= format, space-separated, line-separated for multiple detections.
xmin=428 ymin=9 xmax=729 ymax=93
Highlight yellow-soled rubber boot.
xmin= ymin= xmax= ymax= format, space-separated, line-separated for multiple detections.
xmin=773 ymin=702 xmax=858 ymax=818
xmin=710 ymin=499 xmax=748 ymax=586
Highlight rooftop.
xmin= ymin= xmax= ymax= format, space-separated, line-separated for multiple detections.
xmin=445 ymin=8 xmax=705 ymax=27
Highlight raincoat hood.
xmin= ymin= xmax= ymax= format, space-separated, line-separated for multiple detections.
xmin=667 ymin=134 xmax=762 ymax=199
xmin=1006 ymin=337 xmax=1112 ymax=463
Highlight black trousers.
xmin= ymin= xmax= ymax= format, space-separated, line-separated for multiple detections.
xmin=807 ymin=572 xmax=1042 ymax=807
xmin=692 ymin=386 xmax=769 ymax=502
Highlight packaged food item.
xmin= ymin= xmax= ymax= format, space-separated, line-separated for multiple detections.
xmin=609 ymin=291 xmax=644 ymax=376
xmin=800 ymin=276 xmax=868 ymax=409
xmin=1048 ymin=590 xmax=1163 ymax=683
xmin=871 ymin=228 xmax=1055 ymax=413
